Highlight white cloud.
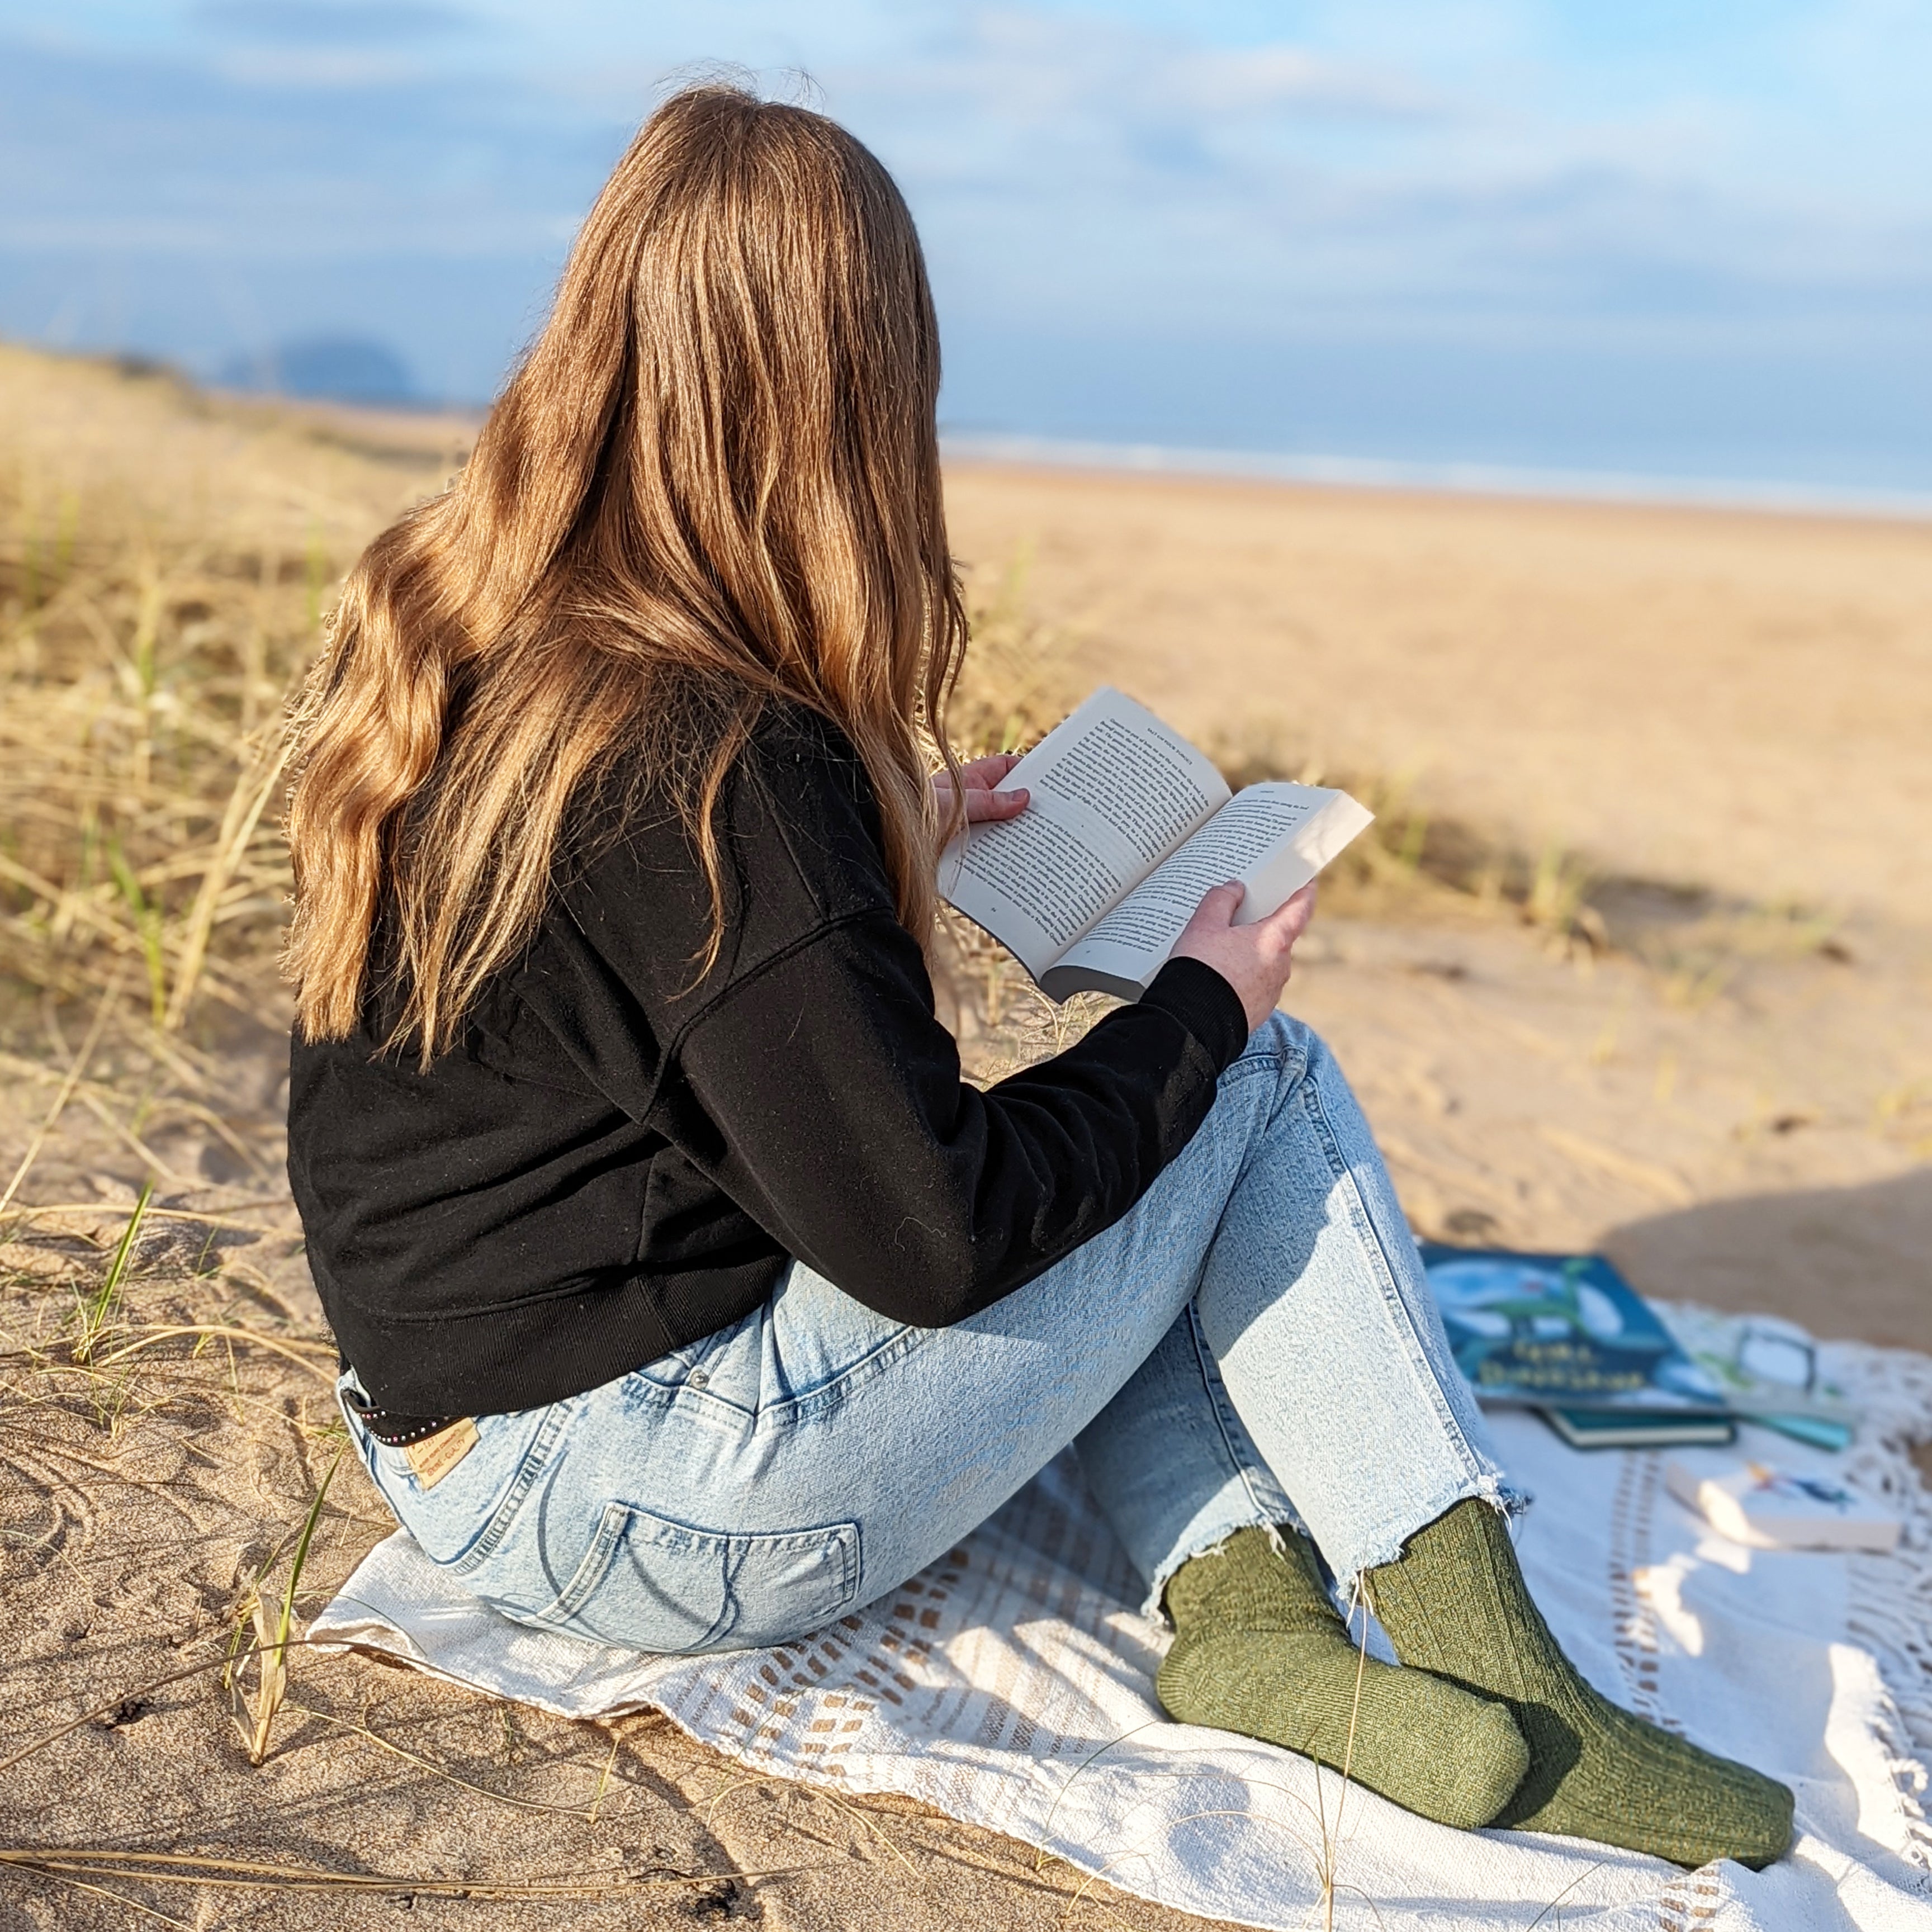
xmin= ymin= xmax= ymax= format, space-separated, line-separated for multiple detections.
xmin=765 ymin=4 xmax=1929 ymax=345
xmin=3 ymin=0 xmax=1929 ymax=441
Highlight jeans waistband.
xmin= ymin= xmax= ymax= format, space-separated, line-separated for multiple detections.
xmin=339 ymin=1381 xmax=465 ymax=1447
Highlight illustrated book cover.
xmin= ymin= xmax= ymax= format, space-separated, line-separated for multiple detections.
xmin=1420 ymin=1246 xmax=1737 ymax=1449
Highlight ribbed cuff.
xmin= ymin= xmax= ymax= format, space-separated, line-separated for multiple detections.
xmin=1139 ymin=956 xmax=1250 ymax=1074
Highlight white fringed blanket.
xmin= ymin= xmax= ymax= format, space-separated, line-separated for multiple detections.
xmin=313 ymin=1326 xmax=1932 ymax=1930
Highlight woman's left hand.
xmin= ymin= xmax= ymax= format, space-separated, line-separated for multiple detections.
xmin=932 ymin=753 xmax=1029 ymax=824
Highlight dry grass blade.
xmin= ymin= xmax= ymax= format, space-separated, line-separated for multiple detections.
xmin=1033 ymin=1718 xmax=1167 ymax=1871
xmin=164 ymin=728 xmax=291 ymax=1030
xmin=291 ymin=1703 xmax=610 ymax=1819
xmin=0 ymin=1846 xmax=820 ymax=1899
xmin=230 ymin=1445 xmax=343 ymax=1764
xmin=1522 ymin=1860 xmax=1612 ymax=1931
xmin=7 ymin=1199 xmax=299 ymax=1227
xmin=0 ymin=1636 xmax=335 ymax=1775
xmin=0 ymin=976 xmax=119 ymax=1215
xmin=240 ymin=1597 xmax=288 ymax=1764
xmin=589 ymin=1726 xmax=621 ymax=1824
xmin=88 ymin=1325 xmax=335 ymax=1382
xmin=1310 ymin=1587 xmax=1375 ymax=1932
xmin=9 ymin=1864 xmax=192 ymax=1928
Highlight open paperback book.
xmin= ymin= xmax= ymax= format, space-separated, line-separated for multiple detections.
xmin=939 ymin=688 xmax=1374 ymax=1002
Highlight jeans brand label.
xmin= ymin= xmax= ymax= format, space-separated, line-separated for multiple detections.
xmin=406 ymin=1417 xmax=479 ymax=1489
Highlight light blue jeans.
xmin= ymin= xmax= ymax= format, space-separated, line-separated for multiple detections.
xmin=342 ymin=1015 xmax=1521 ymax=1654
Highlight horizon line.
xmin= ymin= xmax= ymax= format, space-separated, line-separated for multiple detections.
xmin=39 ymin=333 xmax=1932 ymax=525
xmin=937 ymin=430 xmax=1932 ymax=524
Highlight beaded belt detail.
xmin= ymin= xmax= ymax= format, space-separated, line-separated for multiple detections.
xmin=342 ymin=1386 xmax=464 ymax=1448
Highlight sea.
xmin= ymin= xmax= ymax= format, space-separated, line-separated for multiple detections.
xmin=939 ymin=432 xmax=1932 ymax=522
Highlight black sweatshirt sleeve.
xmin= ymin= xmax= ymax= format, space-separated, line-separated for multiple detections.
xmin=660 ymin=911 xmax=1249 ymax=1327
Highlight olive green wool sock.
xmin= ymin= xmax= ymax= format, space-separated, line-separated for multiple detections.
xmin=1364 ymin=1498 xmax=1793 ymax=1870
xmin=1158 ymin=1526 xmax=1531 ymax=1831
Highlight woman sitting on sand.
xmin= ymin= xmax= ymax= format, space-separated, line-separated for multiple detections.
xmin=283 ymin=86 xmax=1790 ymax=1872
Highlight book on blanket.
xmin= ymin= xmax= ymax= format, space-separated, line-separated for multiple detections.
xmin=1542 ymin=1408 xmax=1735 ymax=1451
xmin=1666 ymin=1457 xmax=1900 ymax=1552
xmin=1420 ymin=1246 xmax=1739 ymax=1449
xmin=937 ymin=686 xmax=1373 ymax=1002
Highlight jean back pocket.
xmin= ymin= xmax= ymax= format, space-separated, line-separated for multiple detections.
xmin=533 ymin=1505 xmax=861 ymax=1654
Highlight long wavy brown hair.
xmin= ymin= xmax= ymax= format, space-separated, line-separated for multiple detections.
xmin=285 ymin=84 xmax=967 ymax=1059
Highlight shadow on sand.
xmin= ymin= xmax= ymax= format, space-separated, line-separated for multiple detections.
xmin=1605 ymin=1167 xmax=1932 ymax=1355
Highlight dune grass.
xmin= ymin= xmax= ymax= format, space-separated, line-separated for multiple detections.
xmin=1 ymin=370 xmax=363 ymax=1032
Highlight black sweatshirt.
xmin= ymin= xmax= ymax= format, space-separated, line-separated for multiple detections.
xmin=286 ymin=704 xmax=1251 ymax=1416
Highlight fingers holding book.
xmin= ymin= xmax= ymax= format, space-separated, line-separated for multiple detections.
xmin=934 ymin=753 xmax=1031 ymax=825
xmin=1171 ymin=880 xmax=1319 ymax=1033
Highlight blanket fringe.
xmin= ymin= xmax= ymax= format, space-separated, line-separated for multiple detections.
xmin=1813 ymin=1333 xmax=1932 ymax=1868
xmin=1656 ymin=1304 xmax=1932 ymax=1874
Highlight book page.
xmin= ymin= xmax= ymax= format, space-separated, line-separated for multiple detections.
xmin=1229 ymin=785 xmax=1375 ymax=927
xmin=939 ymin=688 xmax=1230 ymax=981
xmin=1050 ymin=783 xmax=1371 ymax=993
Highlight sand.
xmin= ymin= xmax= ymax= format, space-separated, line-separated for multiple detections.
xmin=942 ymin=458 xmax=1932 ymax=1352
xmin=944 ymin=463 xmax=1932 ymax=930
xmin=3 ymin=373 xmax=1929 ymax=1927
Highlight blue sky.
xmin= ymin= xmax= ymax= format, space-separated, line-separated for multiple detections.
xmin=3 ymin=1 xmax=1930 ymax=487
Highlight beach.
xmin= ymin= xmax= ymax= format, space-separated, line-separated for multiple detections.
xmin=3 ymin=352 xmax=1929 ymax=1927
xmin=945 ymin=459 xmax=1932 ymax=1353
xmin=945 ymin=462 xmax=1932 ymax=930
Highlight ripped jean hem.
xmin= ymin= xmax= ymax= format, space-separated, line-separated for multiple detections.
xmin=1139 ymin=1470 xmax=1530 ymax=1627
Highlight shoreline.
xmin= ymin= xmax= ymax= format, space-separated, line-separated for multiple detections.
xmin=27 ymin=340 xmax=1932 ymax=525
xmin=940 ymin=429 xmax=1932 ymax=526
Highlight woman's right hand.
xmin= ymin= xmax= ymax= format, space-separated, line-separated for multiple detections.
xmin=1169 ymin=881 xmax=1318 ymax=1034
